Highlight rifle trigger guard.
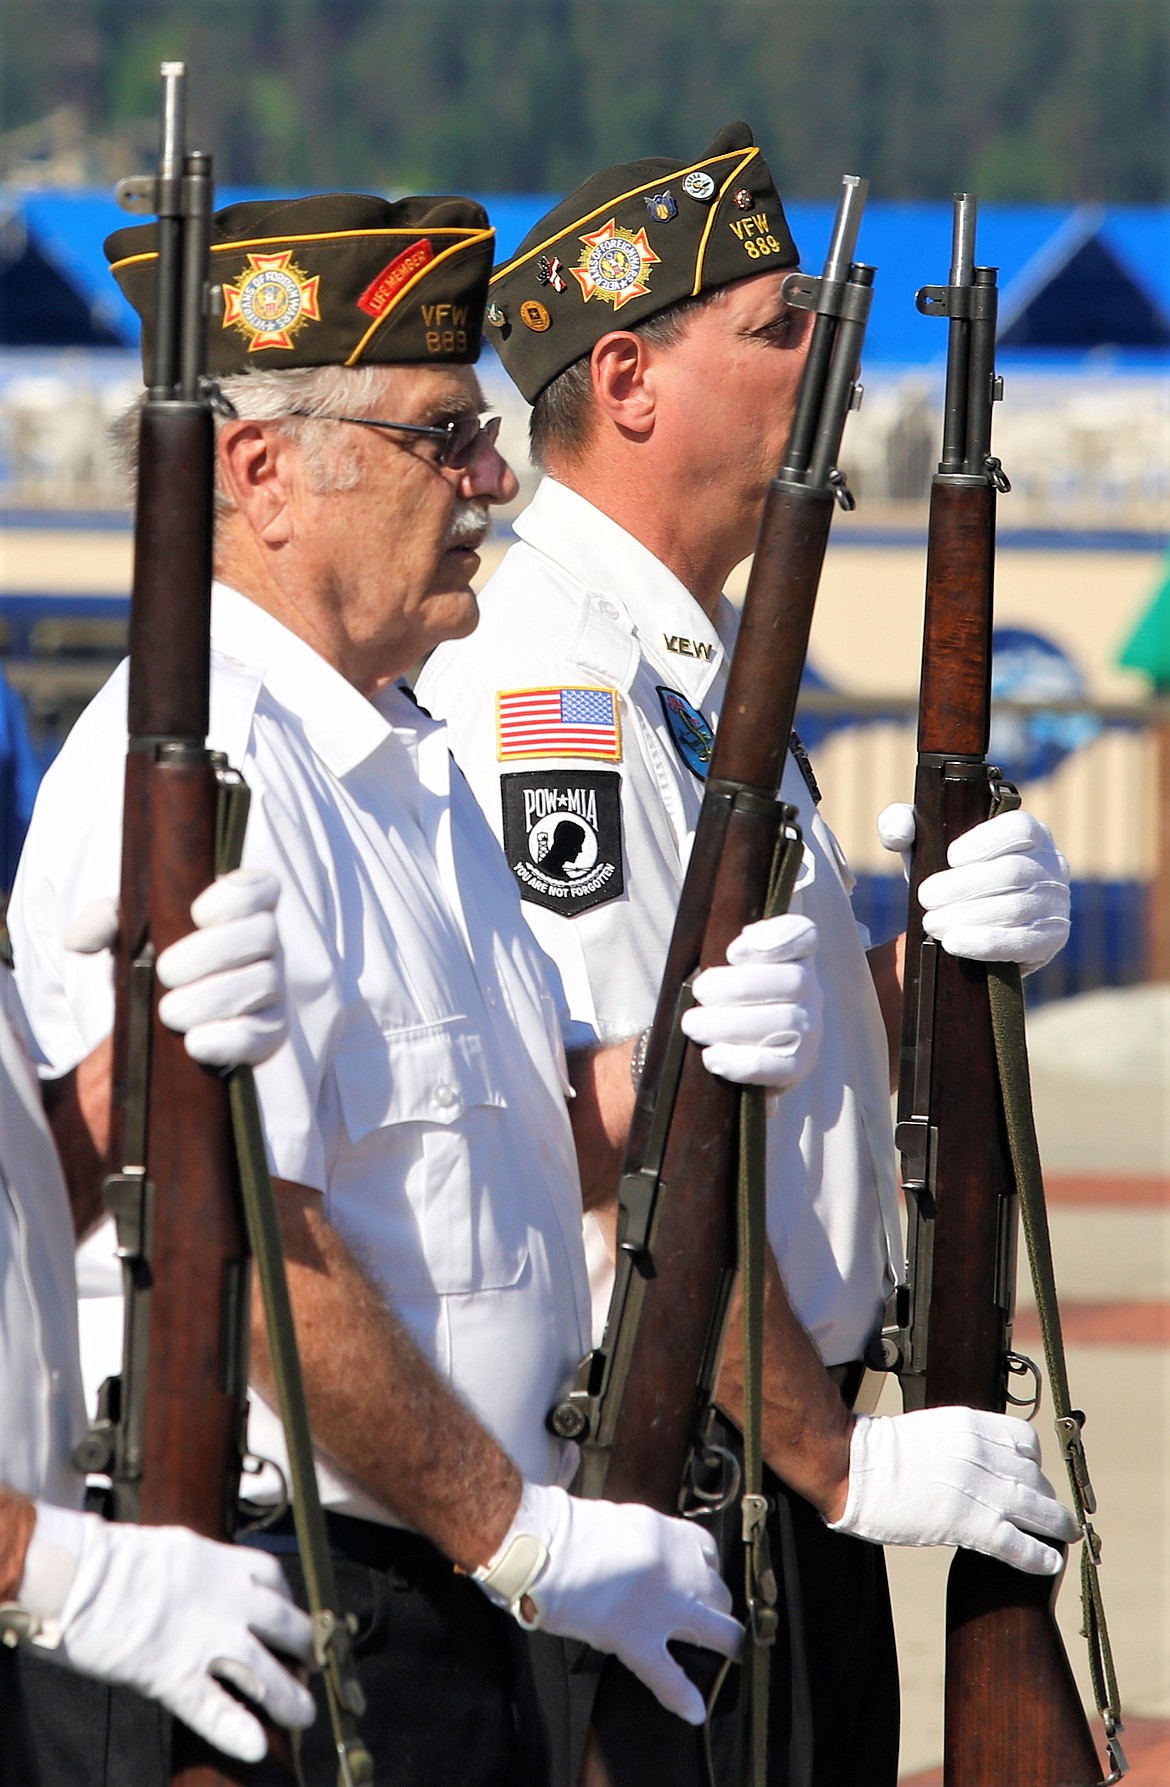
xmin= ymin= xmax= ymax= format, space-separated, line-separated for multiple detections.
xmin=681 ymin=1439 xmax=741 ymax=1518
xmin=235 ymin=1453 xmax=291 ymax=1536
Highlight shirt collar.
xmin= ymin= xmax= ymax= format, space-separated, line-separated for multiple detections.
xmin=513 ymin=478 xmax=727 ymax=700
xmin=210 ymin=582 xmax=436 ymax=778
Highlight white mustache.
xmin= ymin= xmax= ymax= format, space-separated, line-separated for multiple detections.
xmin=444 ymin=502 xmax=490 ymax=549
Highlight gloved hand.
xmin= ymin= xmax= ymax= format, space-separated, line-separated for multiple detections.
xmin=65 ymin=867 xmax=287 ymax=1066
xmin=681 ymin=913 xmax=823 ymax=1090
xmin=18 ymin=1501 xmax=315 ymax=1760
xmin=473 ymin=1482 xmax=742 ymax=1724
xmin=828 ymin=1407 xmax=1079 ymax=1575
xmin=877 ymin=803 xmax=1070 ymax=973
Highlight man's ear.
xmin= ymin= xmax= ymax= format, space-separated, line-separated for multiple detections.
xmin=590 ymin=332 xmax=656 ymax=440
xmin=217 ymin=421 xmax=300 ymax=544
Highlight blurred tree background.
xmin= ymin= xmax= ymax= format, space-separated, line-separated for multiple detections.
xmin=1 ymin=0 xmax=1167 ymax=199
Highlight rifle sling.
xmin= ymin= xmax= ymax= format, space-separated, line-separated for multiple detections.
xmin=986 ymin=962 xmax=1127 ymax=1786
xmin=734 ymin=828 xmax=808 ymax=1787
xmin=217 ymin=774 xmax=374 ymax=1787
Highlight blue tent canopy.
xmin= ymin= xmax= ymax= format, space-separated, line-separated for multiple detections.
xmin=2 ymin=188 xmax=1167 ymax=369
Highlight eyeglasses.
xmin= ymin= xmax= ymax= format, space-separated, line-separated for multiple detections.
xmin=291 ymin=409 xmax=501 ymax=470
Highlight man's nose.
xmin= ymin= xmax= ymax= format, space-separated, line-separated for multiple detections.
xmin=460 ymin=437 xmax=519 ymax=505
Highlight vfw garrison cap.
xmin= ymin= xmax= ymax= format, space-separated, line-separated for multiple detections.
xmin=105 ymin=192 xmax=494 ymax=377
xmin=488 ymin=121 xmax=798 ymax=402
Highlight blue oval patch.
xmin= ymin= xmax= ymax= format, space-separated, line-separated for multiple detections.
xmin=657 ymin=686 xmax=715 ymax=780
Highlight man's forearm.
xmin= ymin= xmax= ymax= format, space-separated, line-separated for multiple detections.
xmin=570 ymin=1034 xmax=854 ymax=1516
xmin=41 ymin=1037 xmax=112 ymax=1241
xmin=253 ymin=1180 xmax=521 ymax=1571
xmin=716 ymin=1248 xmax=853 ymax=1522
xmin=867 ymin=934 xmax=905 ymax=1092
xmin=0 ymin=1486 xmax=37 ymax=1602
xmin=566 ymin=1038 xmax=638 ymax=1212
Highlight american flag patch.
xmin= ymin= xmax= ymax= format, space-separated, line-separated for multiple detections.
xmin=497 ymin=686 xmax=622 ymax=761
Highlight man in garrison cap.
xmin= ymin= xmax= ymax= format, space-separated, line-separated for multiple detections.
xmin=10 ymin=186 xmax=848 ymax=1785
xmin=417 ymin=125 xmax=1077 ymax=1785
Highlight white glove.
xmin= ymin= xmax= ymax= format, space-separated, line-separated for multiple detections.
xmin=877 ymin=803 xmax=1070 ymax=973
xmin=681 ymin=913 xmax=823 ymax=1090
xmin=828 ymin=1407 xmax=1079 ymax=1575
xmin=875 ymin=801 xmax=916 ymax=876
xmin=66 ymin=867 xmax=288 ymax=1066
xmin=473 ymin=1482 xmax=742 ymax=1724
xmin=18 ymin=1501 xmax=315 ymax=1761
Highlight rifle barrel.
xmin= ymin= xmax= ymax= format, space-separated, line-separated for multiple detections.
xmin=895 ymin=193 xmax=1104 ymax=1787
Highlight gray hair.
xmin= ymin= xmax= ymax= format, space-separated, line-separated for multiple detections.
xmin=109 ymin=363 xmax=396 ymax=519
xmin=528 ymin=286 xmax=729 ymax=472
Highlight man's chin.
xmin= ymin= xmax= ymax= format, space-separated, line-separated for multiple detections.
xmin=425 ymin=580 xmax=481 ymax=643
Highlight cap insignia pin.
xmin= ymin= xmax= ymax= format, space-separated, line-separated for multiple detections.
xmin=733 ymin=188 xmax=755 ymax=210
xmin=645 ymin=190 xmax=678 ymax=222
xmin=222 ymin=251 xmax=321 ymax=352
xmin=571 ymin=220 xmax=661 ymax=311
xmin=486 ymin=301 xmax=507 ymax=328
xmin=520 ymin=298 xmax=552 ymax=332
xmin=536 ymin=254 xmax=568 ymax=293
xmin=681 ymin=170 xmax=716 ymax=202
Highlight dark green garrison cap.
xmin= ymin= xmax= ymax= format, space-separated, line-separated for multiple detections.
xmin=106 ymin=192 xmax=495 ymax=376
xmin=488 ymin=122 xmax=798 ymax=402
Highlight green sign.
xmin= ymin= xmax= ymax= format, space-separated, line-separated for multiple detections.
xmin=1119 ymin=556 xmax=1170 ymax=690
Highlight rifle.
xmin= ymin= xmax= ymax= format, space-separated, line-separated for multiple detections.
xmin=876 ymin=192 xmax=1113 ymax=1787
xmin=80 ymin=64 xmax=285 ymax=1787
xmin=549 ymin=175 xmax=874 ymax=1778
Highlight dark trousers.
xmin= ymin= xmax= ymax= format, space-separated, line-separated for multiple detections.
xmin=577 ymin=1418 xmax=900 ymax=1787
xmin=2 ymin=1513 xmax=552 ymax=1787
xmin=1 ymin=1647 xmax=170 ymax=1787
xmin=248 ymin=1511 xmax=553 ymax=1787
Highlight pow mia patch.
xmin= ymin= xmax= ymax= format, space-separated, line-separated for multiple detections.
xmin=501 ymin=771 xmax=624 ymax=917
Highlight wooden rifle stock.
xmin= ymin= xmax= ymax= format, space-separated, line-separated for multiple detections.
xmin=595 ymin=494 xmax=835 ymax=1516
xmin=550 ymin=176 xmax=875 ymax=1773
xmin=887 ymin=195 xmax=1103 ymax=1787
xmin=94 ymin=67 xmax=292 ymax=1787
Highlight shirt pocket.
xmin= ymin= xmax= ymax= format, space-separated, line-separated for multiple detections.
xmin=331 ymin=1016 xmax=527 ymax=1296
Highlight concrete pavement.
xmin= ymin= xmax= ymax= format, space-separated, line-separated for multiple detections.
xmin=893 ymin=984 xmax=1170 ymax=1782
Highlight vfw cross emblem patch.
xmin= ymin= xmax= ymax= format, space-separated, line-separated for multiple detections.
xmin=500 ymin=771 xmax=625 ymax=916
xmin=572 ymin=220 xmax=661 ymax=311
xmin=223 ymin=251 xmax=322 ymax=352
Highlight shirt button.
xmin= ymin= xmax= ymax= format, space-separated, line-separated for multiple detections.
xmin=597 ymin=599 xmax=619 ymax=620
xmin=433 ymin=1083 xmax=458 ymax=1110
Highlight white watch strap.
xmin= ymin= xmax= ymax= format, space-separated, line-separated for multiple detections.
xmin=472 ymin=1533 xmax=549 ymax=1617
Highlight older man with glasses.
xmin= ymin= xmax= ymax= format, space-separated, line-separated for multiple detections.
xmin=7 ymin=189 xmax=847 ymax=1787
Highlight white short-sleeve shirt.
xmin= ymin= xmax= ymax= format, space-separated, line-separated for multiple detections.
xmin=0 ymin=974 xmax=88 ymax=1509
xmin=417 ymin=477 xmax=903 ymax=1367
xmin=9 ymin=583 xmax=593 ymax=1521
